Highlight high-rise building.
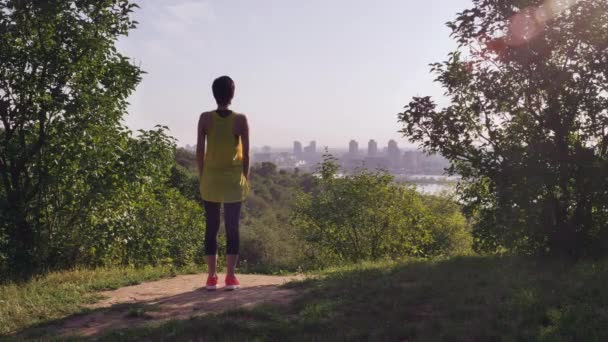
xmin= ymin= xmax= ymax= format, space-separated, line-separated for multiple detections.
xmin=349 ymin=140 xmax=359 ymax=155
xmin=403 ymin=151 xmax=421 ymax=172
xmin=387 ymin=140 xmax=400 ymax=159
xmin=368 ymin=139 xmax=378 ymax=156
xmin=262 ymin=145 xmax=272 ymax=153
xmin=293 ymin=141 xmax=302 ymax=156
xmin=304 ymin=141 xmax=317 ymax=154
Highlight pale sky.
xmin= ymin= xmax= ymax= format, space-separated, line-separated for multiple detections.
xmin=118 ymin=0 xmax=472 ymax=149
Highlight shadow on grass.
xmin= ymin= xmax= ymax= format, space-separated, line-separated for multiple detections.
xmin=15 ymin=256 xmax=608 ymax=341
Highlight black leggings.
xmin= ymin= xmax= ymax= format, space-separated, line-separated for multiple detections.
xmin=203 ymin=201 xmax=242 ymax=255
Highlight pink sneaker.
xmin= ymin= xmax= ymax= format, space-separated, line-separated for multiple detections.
xmin=206 ymin=274 xmax=218 ymax=291
xmin=225 ymin=275 xmax=240 ymax=291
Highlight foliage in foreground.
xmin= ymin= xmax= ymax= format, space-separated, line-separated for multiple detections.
xmin=99 ymin=256 xmax=608 ymax=341
xmin=399 ymin=0 xmax=608 ymax=256
xmin=0 ymin=0 xmax=140 ymax=275
xmin=292 ymin=155 xmax=471 ymax=265
xmin=0 ymin=1 xmax=206 ymax=279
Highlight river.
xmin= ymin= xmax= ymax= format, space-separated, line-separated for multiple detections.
xmin=394 ymin=174 xmax=459 ymax=195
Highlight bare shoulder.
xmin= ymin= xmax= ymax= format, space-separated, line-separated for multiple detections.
xmin=233 ymin=112 xmax=249 ymax=135
xmin=200 ymin=111 xmax=215 ymax=121
xmin=199 ymin=111 xmax=215 ymax=125
xmin=233 ymin=112 xmax=249 ymax=127
xmin=198 ymin=111 xmax=214 ymax=135
xmin=234 ymin=112 xmax=248 ymax=122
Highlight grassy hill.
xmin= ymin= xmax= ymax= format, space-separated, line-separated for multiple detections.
xmin=4 ymin=256 xmax=607 ymax=341
xmin=98 ymin=257 xmax=606 ymax=341
xmin=5 ymin=256 xmax=604 ymax=341
xmin=98 ymin=257 xmax=607 ymax=341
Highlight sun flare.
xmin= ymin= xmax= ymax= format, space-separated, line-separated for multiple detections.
xmin=507 ymin=0 xmax=585 ymax=46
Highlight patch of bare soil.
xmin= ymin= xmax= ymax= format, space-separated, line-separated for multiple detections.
xmin=57 ymin=273 xmax=302 ymax=338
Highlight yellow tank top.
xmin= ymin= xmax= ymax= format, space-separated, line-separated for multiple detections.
xmin=200 ymin=111 xmax=249 ymax=203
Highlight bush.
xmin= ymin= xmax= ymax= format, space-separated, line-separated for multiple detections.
xmin=122 ymin=189 xmax=206 ymax=267
xmin=170 ymin=164 xmax=202 ymax=202
xmin=240 ymin=215 xmax=303 ymax=272
xmin=420 ymin=193 xmax=472 ymax=256
xmin=292 ymin=156 xmax=471 ymax=265
xmin=229 ymin=163 xmax=311 ymax=271
xmin=36 ymin=129 xmax=205 ymax=269
xmin=0 ymin=125 xmax=209 ymax=280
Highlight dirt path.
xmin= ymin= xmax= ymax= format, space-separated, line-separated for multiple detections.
xmin=57 ymin=273 xmax=303 ymax=338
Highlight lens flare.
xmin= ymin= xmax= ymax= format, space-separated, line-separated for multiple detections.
xmin=484 ymin=0 xmax=585 ymax=54
xmin=546 ymin=0 xmax=580 ymax=18
xmin=507 ymin=0 xmax=584 ymax=46
xmin=508 ymin=8 xmax=543 ymax=46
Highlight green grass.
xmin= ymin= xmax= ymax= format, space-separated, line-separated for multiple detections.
xmin=0 ymin=264 xmax=202 ymax=336
xmin=98 ymin=256 xmax=608 ymax=342
xmin=5 ymin=257 xmax=608 ymax=341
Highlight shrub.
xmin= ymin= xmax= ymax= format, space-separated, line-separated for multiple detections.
xmin=123 ymin=189 xmax=206 ymax=267
xmin=292 ymin=156 xmax=471 ymax=265
xmin=240 ymin=215 xmax=302 ymax=271
xmin=420 ymin=193 xmax=472 ymax=256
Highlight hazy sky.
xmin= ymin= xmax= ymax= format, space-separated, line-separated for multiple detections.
xmin=118 ymin=0 xmax=473 ymax=149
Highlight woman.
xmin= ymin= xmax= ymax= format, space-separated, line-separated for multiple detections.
xmin=197 ymin=76 xmax=249 ymax=291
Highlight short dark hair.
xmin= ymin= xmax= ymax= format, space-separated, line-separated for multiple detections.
xmin=212 ymin=76 xmax=235 ymax=106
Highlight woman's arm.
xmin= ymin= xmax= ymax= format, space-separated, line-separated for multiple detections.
xmin=196 ymin=113 xmax=207 ymax=177
xmin=239 ymin=114 xmax=250 ymax=179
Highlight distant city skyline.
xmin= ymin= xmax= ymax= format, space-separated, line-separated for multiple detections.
xmin=184 ymin=138 xmax=422 ymax=152
xmin=182 ymin=134 xmax=448 ymax=175
xmin=229 ymin=136 xmax=449 ymax=175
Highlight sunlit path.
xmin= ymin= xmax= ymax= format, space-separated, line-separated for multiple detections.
xmin=55 ymin=273 xmax=302 ymax=338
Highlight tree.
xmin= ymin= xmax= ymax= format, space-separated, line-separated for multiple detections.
xmin=0 ymin=1 xmax=141 ymax=273
xmin=398 ymin=0 xmax=608 ymax=256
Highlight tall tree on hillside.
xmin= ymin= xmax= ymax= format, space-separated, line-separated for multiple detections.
xmin=0 ymin=1 xmax=141 ymax=272
xmin=399 ymin=0 xmax=608 ymax=256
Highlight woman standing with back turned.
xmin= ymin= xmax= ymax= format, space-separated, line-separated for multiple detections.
xmin=197 ymin=76 xmax=249 ymax=291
